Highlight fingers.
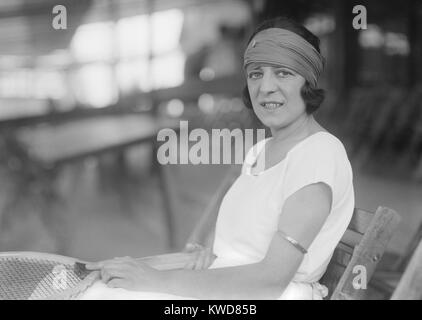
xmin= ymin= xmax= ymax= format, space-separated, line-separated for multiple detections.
xmin=201 ymin=249 xmax=216 ymax=269
xmin=184 ymin=250 xmax=200 ymax=270
xmin=87 ymin=257 xmax=135 ymax=282
xmin=194 ymin=249 xmax=212 ymax=270
xmin=202 ymin=250 xmax=215 ymax=269
xmin=100 ymin=266 xmax=130 ymax=282
xmin=193 ymin=250 xmax=206 ymax=270
xmin=113 ymin=256 xmax=132 ymax=262
xmin=101 ymin=268 xmax=113 ymax=283
xmin=106 ymin=278 xmax=129 ymax=289
xmin=183 ymin=248 xmax=215 ymax=270
xmin=85 ymin=256 xmax=131 ymax=270
xmin=85 ymin=261 xmax=103 ymax=270
xmin=183 ymin=243 xmax=209 ymax=269
xmin=184 ymin=243 xmax=206 ymax=256
xmin=84 ymin=256 xmax=153 ymax=291
xmin=184 ymin=243 xmax=197 ymax=253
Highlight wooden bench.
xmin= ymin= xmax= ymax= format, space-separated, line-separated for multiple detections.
xmin=138 ymin=202 xmax=401 ymax=299
xmin=320 ymin=206 xmax=400 ymax=299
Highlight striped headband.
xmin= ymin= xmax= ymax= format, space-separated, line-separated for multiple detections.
xmin=243 ymin=28 xmax=324 ymax=87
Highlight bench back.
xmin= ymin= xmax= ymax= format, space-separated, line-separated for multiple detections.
xmin=320 ymin=206 xmax=401 ymax=300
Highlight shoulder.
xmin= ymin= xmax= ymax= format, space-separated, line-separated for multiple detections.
xmin=281 ymin=131 xmax=353 ymax=203
xmin=290 ymin=132 xmax=349 ymax=161
xmin=284 ymin=131 xmax=353 ymax=183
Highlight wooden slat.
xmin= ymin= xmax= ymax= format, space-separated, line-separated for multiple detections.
xmin=334 ymin=242 xmax=355 ymax=263
xmin=321 ymin=248 xmax=349 ymax=297
xmin=348 ymin=208 xmax=374 ymax=234
xmin=340 ymin=229 xmax=362 ymax=249
xmin=321 ymin=263 xmax=346 ymax=297
xmin=330 ymin=247 xmax=352 ymax=268
xmin=391 ymin=240 xmax=422 ymax=300
xmin=321 ymin=209 xmax=373 ymax=298
xmin=330 ymin=207 xmax=401 ymax=300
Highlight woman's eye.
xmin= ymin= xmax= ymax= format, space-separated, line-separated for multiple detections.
xmin=248 ymin=72 xmax=262 ymax=79
xmin=276 ymin=70 xmax=293 ymax=77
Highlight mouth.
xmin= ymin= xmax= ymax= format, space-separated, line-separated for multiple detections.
xmin=260 ymin=101 xmax=285 ymax=110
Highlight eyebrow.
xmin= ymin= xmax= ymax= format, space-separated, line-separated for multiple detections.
xmin=246 ymin=64 xmax=263 ymax=71
xmin=246 ymin=64 xmax=296 ymax=73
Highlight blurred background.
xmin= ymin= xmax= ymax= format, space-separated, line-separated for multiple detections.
xmin=0 ymin=0 xmax=421 ymax=299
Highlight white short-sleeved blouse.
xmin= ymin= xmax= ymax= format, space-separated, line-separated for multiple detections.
xmin=81 ymin=131 xmax=354 ymax=300
xmin=209 ymin=131 xmax=355 ymax=299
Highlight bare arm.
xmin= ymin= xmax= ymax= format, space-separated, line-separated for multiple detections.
xmin=88 ymin=183 xmax=332 ymax=299
xmin=159 ymin=182 xmax=333 ymax=299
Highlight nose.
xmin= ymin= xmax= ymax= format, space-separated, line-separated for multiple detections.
xmin=259 ymin=70 xmax=278 ymax=94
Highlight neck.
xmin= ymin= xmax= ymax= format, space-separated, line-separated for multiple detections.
xmin=270 ymin=114 xmax=314 ymax=144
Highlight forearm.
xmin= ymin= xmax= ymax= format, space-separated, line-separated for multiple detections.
xmin=157 ymin=261 xmax=287 ymax=300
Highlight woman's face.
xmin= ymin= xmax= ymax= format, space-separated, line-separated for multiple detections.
xmin=246 ymin=62 xmax=307 ymax=131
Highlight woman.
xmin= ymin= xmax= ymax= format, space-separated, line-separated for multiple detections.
xmin=84 ymin=17 xmax=354 ymax=300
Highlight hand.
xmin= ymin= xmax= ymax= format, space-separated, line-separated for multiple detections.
xmin=183 ymin=243 xmax=216 ymax=270
xmin=85 ymin=256 xmax=164 ymax=291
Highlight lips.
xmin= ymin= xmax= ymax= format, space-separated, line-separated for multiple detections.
xmin=260 ymin=101 xmax=285 ymax=110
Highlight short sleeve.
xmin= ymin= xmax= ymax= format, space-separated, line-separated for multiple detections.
xmin=281 ymin=136 xmax=347 ymax=203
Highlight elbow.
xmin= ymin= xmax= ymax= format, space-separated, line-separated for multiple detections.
xmin=257 ymin=281 xmax=286 ymax=300
xmin=256 ymin=261 xmax=291 ymax=299
xmin=260 ymin=258 xmax=294 ymax=284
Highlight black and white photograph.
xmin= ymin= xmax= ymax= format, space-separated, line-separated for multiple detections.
xmin=0 ymin=0 xmax=421 ymax=304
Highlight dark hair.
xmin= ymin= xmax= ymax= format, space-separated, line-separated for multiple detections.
xmin=242 ymin=17 xmax=325 ymax=114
